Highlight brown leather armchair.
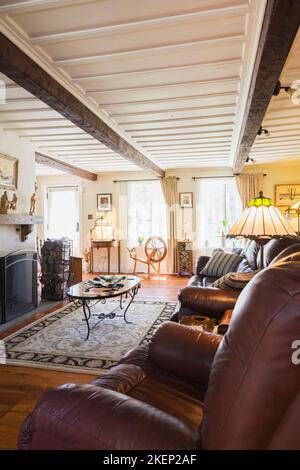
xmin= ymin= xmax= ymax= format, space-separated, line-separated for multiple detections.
xmin=19 ymin=248 xmax=300 ymax=450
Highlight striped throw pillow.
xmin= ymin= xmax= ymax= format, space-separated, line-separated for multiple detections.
xmin=200 ymin=252 xmax=243 ymax=278
xmin=211 ymin=271 xmax=258 ymax=290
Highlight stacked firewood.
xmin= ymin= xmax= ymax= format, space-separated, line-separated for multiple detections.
xmin=40 ymin=238 xmax=72 ymax=300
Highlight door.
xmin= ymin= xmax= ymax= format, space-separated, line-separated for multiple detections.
xmin=45 ymin=186 xmax=81 ymax=256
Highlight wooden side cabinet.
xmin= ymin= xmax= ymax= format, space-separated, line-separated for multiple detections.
xmin=176 ymin=241 xmax=193 ymax=276
xmin=69 ymin=256 xmax=83 ymax=286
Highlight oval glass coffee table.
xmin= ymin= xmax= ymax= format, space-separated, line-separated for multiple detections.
xmin=67 ymin=276 xmax=141 ymax=340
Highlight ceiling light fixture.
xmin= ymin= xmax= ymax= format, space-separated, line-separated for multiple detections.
xmin=273 ymin=80 xmax=300 ymax=105
xmin=246 ymin=156 xmax=255 ymax=163
xmin=257 ymin=126 xmax=270 ymax=138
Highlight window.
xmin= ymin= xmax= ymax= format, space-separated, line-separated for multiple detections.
xmin=196 ymin=178 xmax=242 ymax=252
xmin=45 ymin=185 xmax=81 ymax=256
xmin=127 ymin=181 xmax=167 ymax=248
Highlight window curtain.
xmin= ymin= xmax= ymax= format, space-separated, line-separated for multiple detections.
xmin=236 ymin=173 xmax=264 ymax=208
xmin=160 ymin=176 xmax=178 ymax=273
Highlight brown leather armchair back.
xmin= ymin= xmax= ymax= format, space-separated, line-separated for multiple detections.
xmin=201 ymin=251 xmax=300 ymax=449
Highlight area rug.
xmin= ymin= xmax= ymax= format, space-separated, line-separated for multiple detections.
xmin=3 ymin=297 xmax=176 ymax=374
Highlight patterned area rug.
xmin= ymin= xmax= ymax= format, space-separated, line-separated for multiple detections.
xmin=3 ymin=297 xmax=176 ymax=374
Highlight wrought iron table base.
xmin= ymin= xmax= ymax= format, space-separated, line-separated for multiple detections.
xmin=71 ymin=286 xmax=140 ymax=341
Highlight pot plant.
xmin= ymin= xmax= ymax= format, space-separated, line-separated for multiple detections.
xmin=137 ymin=235 xmax=144 ymax=246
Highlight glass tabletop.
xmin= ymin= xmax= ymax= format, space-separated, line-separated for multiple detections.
xmin=67 ymin=276 xmax=141 ymax=300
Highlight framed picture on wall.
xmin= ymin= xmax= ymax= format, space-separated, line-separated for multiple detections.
xmin=179 ymin=192 xmax=193 ymax=208
xmin=0 ymin=153 xmax=18 ymax=190
xmin=275 ymin=184 xmax=300 ymax=206
xmin=97 ymin=193 xmax=112 ymax=211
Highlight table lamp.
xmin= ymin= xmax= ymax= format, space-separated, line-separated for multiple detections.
xmin=285 ymin=200 xmax=300 ymax=235
xmin=92 ymin=216 xmax=114 ymax=241
xmin=226 ymin=191 xmax=297 ymax=269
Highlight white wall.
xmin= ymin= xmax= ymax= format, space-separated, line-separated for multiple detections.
xmin=0 ymin=128 xmax=36 ymax=256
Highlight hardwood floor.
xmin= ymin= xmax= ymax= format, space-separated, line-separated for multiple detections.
xmin=0 ymin=275 xmax=186 ymax=449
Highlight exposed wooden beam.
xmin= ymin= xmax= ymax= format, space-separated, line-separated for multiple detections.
xmin=0 ymin=33 xmax=164 ymax=178
xmin=233 ymin=0 xmax=300 ymax=173
xmin=35 ymin=152 xmax=97 ymax=181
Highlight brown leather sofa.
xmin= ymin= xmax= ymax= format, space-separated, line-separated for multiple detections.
xmin=18 ymin=247 xmax=300 ymax=450
xmin=171 ymin=237 xmax=300 ymax=325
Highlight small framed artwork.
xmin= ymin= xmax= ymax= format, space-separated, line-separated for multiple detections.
xmin=275 ymin=184 xmax=300 ymax=206
xmin=0 ymin=153 xmax=18 ymax=190
xmin=179 ymin=192 xmax=193 ymax=208
xmin=97 ymin=193 xmax=112 ymax=211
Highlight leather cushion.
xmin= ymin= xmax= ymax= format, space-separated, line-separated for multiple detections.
xmin=188 ymin=275 xmax=204 ymax=287
xmin=128 ymin=369 xmax=205 ymax=429
xmin=211 ymin=271 xmax=258 ymax=291
xmin=242 ymin=240 xmax=260 ymax=270
xmin=263 ymin=238 xmax=300 ymax=267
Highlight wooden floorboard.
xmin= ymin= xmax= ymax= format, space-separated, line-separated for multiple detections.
xmin=0 ymin=275 xmax=186 ymax=449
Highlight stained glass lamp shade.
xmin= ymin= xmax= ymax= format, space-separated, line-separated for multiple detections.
xmin=227 ymin=191 xmax=297 ymax=268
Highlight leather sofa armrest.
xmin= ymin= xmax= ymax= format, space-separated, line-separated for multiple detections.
xmin=196 ymin=255 xmax=210 ymax=274
xmin=149 ymin=321 xmax=222 ymax=386
xmin=18 ymin=385 xmax=198 ymax=450
xmin=217 ymin=309 xmax=233 ymax=335
xmin=178 ymin=286 xmax=239 ymax=318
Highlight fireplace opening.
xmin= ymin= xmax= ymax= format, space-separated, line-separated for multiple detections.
xmin=0 ymin=250 xmax=38 ymax=324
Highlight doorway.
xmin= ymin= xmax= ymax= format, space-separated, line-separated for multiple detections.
xmin=45 ymin=185 xmax=81 ymax=256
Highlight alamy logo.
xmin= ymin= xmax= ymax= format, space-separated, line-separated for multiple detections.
xmin=291 ymin=340 xmax=300 ymax=365
xmin=0 ymin=79 xmax=6 ymax=104
xmin=0 ymin=340 xmax=6 ymax=364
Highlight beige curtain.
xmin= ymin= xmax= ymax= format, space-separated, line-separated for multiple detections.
xmin=160 ymin=176 xmax=178 ymax=274
xmin=116 ymin=181 xmax=129 ymax=272
xmin=236 ymin=173 xmax=264 ymax=208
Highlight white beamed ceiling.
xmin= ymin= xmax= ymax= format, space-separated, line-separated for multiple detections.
xmin=0 ymin=0 xmax=268 ymax=174
xmin=250 ymin=27 xmax=300 ymax=165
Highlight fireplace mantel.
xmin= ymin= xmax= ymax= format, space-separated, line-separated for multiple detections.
xmin=0 ymin=214 xmax=43 ymax=241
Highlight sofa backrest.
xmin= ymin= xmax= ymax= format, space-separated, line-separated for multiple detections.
xmin=262 ymin=237 xmax=300 ymax=268
xmin=201 ymin=250 xmax=300 ymax=449
xmin=238 ymin=237 xmax=299 ymax=271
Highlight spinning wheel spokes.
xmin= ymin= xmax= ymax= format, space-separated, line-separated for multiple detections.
xmin=145 ymin=237 xmax=167 ymax=263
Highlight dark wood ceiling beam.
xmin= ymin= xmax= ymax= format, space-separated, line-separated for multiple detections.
xmin=35 ymin=152 xmax=97 ymax=181
xmin=233 ymin=0 xmax=300 ymax=173
xmin=0 ymin=33 xmax=164 ymax=178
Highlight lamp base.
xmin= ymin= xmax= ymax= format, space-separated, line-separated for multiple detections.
xmin=257 ymin=238 xmax=271 ymax=270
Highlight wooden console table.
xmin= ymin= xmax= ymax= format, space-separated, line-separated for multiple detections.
xmin=90 ymin=240 xmax=121 ymax=274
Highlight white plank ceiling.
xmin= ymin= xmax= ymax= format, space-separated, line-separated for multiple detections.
xmin=0 ymin=0 xmax=268 ymax=175
xmin=249 ymin=27 xmax=300 ymax=165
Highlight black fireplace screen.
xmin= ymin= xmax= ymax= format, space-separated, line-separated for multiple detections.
xmin=0 ymin=250 xmax=38 ymax=324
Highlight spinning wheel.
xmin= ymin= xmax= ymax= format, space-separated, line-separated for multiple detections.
xmin=128 ymin=236 xmax=167 ymax=279
xmin=145 ymin=237 xmax=167 ymax=263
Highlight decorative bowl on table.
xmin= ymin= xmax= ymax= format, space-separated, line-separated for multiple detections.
xmin=87 ymin=275 xmax=126 ymax=289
